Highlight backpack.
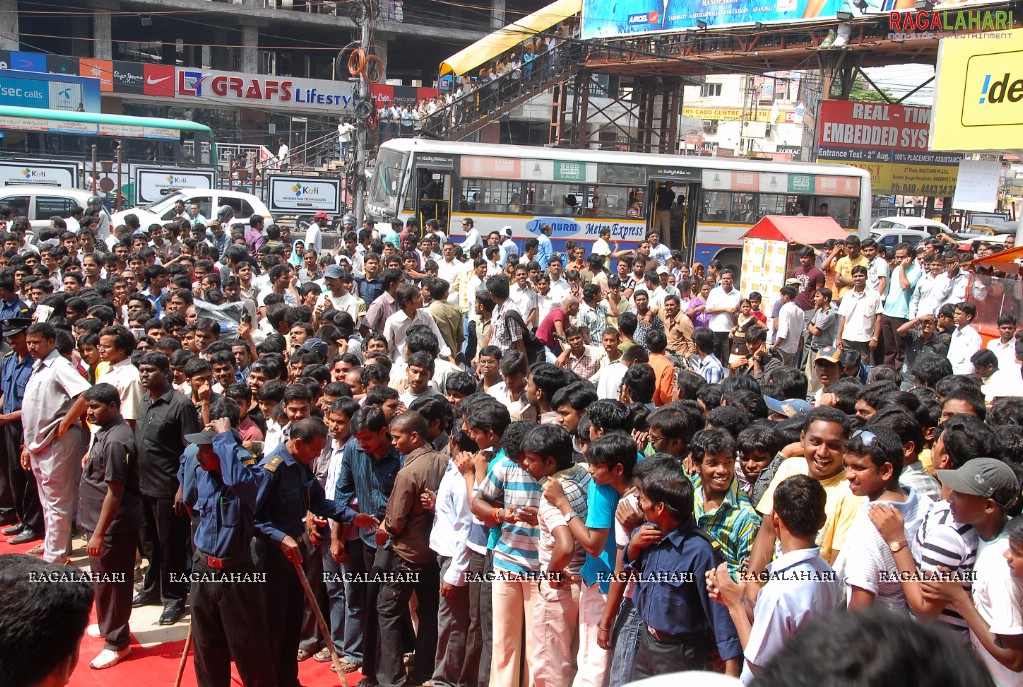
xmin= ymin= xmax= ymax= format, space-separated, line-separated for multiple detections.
xmin=503 ymin=308 xmax=545 ymax=364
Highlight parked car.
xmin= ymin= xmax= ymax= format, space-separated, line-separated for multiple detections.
xmin=0 ymin=186 xmax=96 ymax=231
xmin=112 ymin=189 xmax=273 ymax=228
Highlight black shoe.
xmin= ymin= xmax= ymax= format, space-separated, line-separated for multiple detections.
xmin=8 ymin=529 xmax=42 ymax=545
xmin=2 ymin=523 xmax=24 ymax=536
xmin=132 ymin=592 xmax=160 ymax=608
xmin=158 ymin=603 xmax=185 ymax=625
xmin=0 ymin=513 xmax=18 ymax=527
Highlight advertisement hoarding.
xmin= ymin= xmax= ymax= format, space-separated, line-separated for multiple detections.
xmin=267 ymin=175 xmax=343 ymax=215
xmin=133 ymin=167 xmax=216 ymax=205
xmin=931 ymin=28 xmax=1023 ymax=152
xmin=816 ymin=100 xmax=961 ymax=196
xmin=0 ymin=161 xmax=78 ymax=187
xmin=581 ymin=0 xmax=842 ymax=38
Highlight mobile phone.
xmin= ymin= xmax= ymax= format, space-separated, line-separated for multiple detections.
xmin=241 ymin=311 xmax=252 ymax=324
xmin=131 ymin=327 xmax=145 ymax=339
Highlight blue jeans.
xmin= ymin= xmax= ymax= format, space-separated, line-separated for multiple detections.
xmin=607 ymin=597 xmax=642 ymax=687
xmin=320 ymin=537 xmax=365 ymax=662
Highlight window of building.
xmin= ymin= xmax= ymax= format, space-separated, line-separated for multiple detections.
xmin=701 ymin=83 xmax=722 ymax=97
xmin=703 ymin=120 xmax=718 ymax=135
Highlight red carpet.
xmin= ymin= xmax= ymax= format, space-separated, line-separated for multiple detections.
xmin=1 ymin=532 xmax=366 ymax=687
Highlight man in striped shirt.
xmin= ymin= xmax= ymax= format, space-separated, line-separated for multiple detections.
xmin=471 ymin=422 xmax=542 ymax=687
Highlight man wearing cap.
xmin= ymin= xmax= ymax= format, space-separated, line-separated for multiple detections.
xmin=318 ymin=265 xmax=360 ymax=322
xmin=804 ymin=287 xmax=836 ymax=391
xmin=255 ymin=417 xmax=380 ymax=687
xmin=0 ymin=269 xmax=29 ymax=321
xmin=811 ymin=346 xmax=842 ymax=405
xmin=306 ymin=211 xmax=328 ymax=257
xmin=872 ymin=458 xmax=1021 ymax=685
xmin=183 ymin=417 xmax=277 ymax=687
xmin=0 ymin=318 xmax=43 ymax=544
xmin=498 ymin=227 xmax=517 ymax=268
xmin=20 ymin=322 xmax=91 ymax=563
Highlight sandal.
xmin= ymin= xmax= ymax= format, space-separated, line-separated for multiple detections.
xmin=297 ymin=648 xmax=313 ymax=662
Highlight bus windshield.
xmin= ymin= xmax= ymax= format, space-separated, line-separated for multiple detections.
xmin=369 ymin=148 xmax=406 ymax=216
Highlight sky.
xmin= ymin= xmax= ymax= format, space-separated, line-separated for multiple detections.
xmin=862 ymin=64 xmax=936 ymax=106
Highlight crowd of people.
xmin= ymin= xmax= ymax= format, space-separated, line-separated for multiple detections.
xmin=1 ymin=205 xmax=1023 ymax=687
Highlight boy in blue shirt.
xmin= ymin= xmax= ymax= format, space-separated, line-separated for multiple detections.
xmin=543 ymin=431 xmax=637 ymax=687
xmin=624 ymin=464 xmax=741 ymax=679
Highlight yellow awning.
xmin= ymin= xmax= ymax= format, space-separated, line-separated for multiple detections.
xmin=439 ymin=0 xmax=582 ymax=77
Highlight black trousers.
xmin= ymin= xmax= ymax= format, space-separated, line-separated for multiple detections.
xmin=712 ymin=331 xmax=731 ymax=366
xmin=881 ymin=315 xmax=908 ymax=367
xmin=88 ymin=528 xmax=138 ymax=651
xmin=377 ymin=554 xmax=441 ymax=687
xmin=298 ymin=532 xmax=329 ymax=654
xmin=631 ymin=625 xmax=712 ymax=681
xmin=190 ymin=552 xmax=277 ymax=687
xmin=255 ymin=537 xmax=306 ymax=687
xmin=2 ymin=421 xmax=42 ymax=532
xmin=361 ymin=544 xmax=391 ymax=685
xmin=139 ymin=494 xmax=190 ymax=603
xmin=466 ymin=549 xmax=492 ymax=687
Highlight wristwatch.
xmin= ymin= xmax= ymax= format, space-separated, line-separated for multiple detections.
xmin=888 ymin=540 xmax=909 ymax=553
xmin=565 ymin=512 xmax=578 ymax=524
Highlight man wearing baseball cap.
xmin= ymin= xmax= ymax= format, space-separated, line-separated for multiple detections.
xmin=812 ymin=345 xmax=841 ymax=406
xmin=306 ymin=211 xmax=330 ymax=255
xmin=877 ymin=458 xmax=1021 ymax=684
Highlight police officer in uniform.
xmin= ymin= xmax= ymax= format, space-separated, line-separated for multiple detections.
xmin=183 ymin=412 xmax=275 ymax=687
xmin=255 ymin=416 xmax=379 ymax=687
xmin=0 ymin=318 xmax=43 ymax=543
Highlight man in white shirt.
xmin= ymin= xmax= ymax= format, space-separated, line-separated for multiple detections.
xmin=499 ymin=226 xmax=517 ymax=266
xmin=307 ymin=211 xmax=328 ymax=255
xmin=986 ymin=315 xmax=1019 ymax=372
xmin=316 ymin=264 xmax=360 ymax=321
xmin=337 ymin=118 xmax=356 ymax=161
xmin=459 ymin=218 xmax=482 ymax=251
xmin=547 ymin=259 xmax=571 ymax=303
xmin=909 ymin=252 xmax=944 ymax=319
xmin=947 ymin=301 xmax=983 ymax=375
xmin=862 ymin=238 xmax=889 ymax=295
xmin=383 ymin=283 xmax=454 ymax=362
xmin=707 ymin=474 xmax=840 ymax=685
xmin=773 ymin=286 xmax=805 ymax=367
xmin=933 ymin=251 xmax=982 ymax=313
xmin=836 ymin=265 xmax=883 ymax=364
xmin=437 ymin=242 xmax=467 ymax=307
xmin=276 ymin=138 xmax=290 ymax=172
xmin=508 ymin=265 xmax=539 ymax=328
xmin=705 ymin=269 xmax=741 ymax=364
xmin=647 ymin=230 xmax=671 ymax=265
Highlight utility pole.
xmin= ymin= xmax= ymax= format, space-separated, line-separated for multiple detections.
xmin=353 ymin=11 xmax=371 ymax=222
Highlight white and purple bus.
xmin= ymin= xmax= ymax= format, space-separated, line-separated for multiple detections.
xmin=367 ymin=138 xmax=871 ymax=274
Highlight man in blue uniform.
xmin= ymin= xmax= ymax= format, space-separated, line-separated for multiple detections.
xmin=255 ymin=416 xmax=380 ymax=687
xmin=183 ymin=417 xmax=276 ymax=687
xmin=0 ymin=317 xmax=42 ymax=543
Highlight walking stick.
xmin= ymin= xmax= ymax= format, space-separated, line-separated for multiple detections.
xmin=174 ymin=621 xmax=193 ymax=687
xmin=291 ymin=556 xmax=348 ymax=685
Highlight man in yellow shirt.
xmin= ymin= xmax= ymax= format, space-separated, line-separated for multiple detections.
xmin=832 ymin=235 xmax=869 ymax=301
xmin=747 ymin=406 xmax=863 ymax=577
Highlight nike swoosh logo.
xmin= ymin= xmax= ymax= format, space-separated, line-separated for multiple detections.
xmin=146 ymin=76 xmax=170 ymax=85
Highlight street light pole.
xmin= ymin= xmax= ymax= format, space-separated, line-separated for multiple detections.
xmin=354 ymin=9 xmax=371 ymax=222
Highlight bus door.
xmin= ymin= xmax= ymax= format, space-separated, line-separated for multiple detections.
xmin=648 ymin=178 xmax=700 ymax=264
xmin=412 ymin=154 xmax=455 ymax=231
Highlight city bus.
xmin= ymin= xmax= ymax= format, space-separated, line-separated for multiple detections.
xmin=367 ymin=138 xmax=872 ymax=274
xmin=0 ymin=105 xmax=216 ymax=168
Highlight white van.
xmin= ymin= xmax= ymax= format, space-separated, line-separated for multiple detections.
xmin=0 ymin=186 xmax=96 ymax=231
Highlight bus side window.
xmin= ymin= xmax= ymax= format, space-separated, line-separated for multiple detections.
xmin=701 ymin=191 xmax=732 ymax=222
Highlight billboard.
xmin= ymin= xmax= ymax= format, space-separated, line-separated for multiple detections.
xmin=580 ymin=0 xmax=843 ymax=38
xmin=267 ymin=175 xmax=343 ymax=214
xmin=133 ymin=168 xmax=216 ymax=205
xmin=931 ymin=28 xmax=1023 ymax=152
xmin=0 ymin=69 xmax=101 ymax=112
xmin=816 ymin=100 xmax=962 ymax=196
xmin=0 ymin=161 xmax=78 ymax=188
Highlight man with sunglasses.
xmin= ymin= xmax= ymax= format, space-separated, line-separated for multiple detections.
xmin=841 ymin=427 xmax=930 ymax=611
